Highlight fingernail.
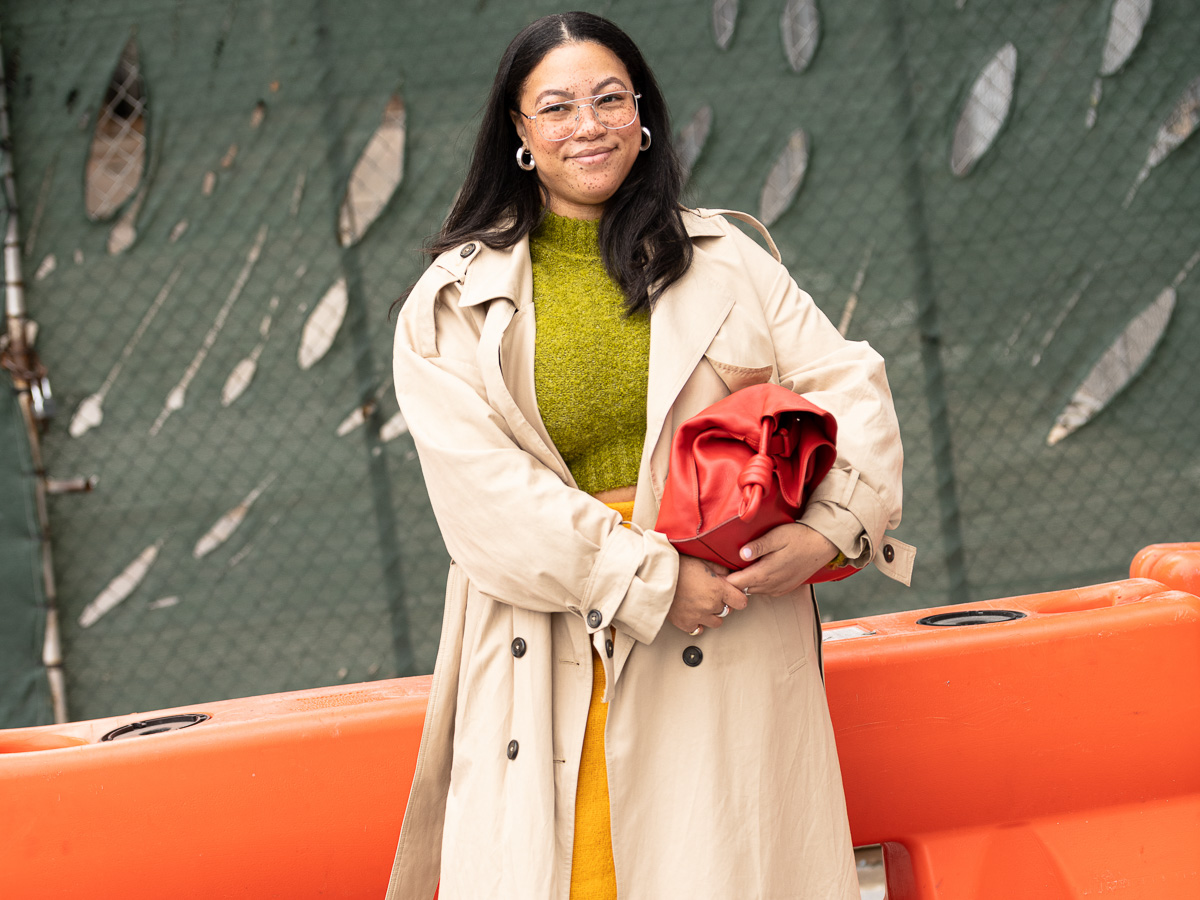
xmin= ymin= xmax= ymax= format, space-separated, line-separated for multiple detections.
xmin=740 ymin=546 xmax=752 ymax=561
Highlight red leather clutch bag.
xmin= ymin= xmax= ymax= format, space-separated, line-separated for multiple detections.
xmin=654 ymin=383 xmax=856 ymax=583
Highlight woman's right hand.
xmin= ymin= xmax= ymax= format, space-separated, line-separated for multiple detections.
xmin=668 ymin=555 xmax=749 ymax=635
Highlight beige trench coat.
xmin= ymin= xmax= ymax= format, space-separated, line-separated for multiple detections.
xmin=386 ymin=209 xmax=913 ymax=900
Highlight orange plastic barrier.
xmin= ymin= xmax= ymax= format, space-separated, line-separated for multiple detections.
xmin=3 ymin=553 xmax=1199 ymax=898
xmin=824 ymin=576 xmax=1200 ymax=899
xmin=1 ymin=678 xmax=429 ymax=899
xmin=1130 ymin=541 xmax=1200 ymax=596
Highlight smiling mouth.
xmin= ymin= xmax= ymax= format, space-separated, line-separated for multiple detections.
xmin=570 ymin=146 xmax=615 ymax=163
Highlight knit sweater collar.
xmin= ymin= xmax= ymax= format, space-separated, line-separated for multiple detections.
xmin=531 ymin=211 xmax=602 ymax=260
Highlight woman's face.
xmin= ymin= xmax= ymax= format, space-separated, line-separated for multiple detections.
xmin=511 ymin=41 xmax=642 ymax=220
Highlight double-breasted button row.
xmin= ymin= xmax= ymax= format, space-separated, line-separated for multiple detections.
xmin=683 ymin=646 xmax=703 ymax=667
xmin=586 ymin=609 xmax=602 ymax=628
xmin=605 ymin=638 xmax=614 ymax=658
xmin=507 ymin=740 xmax=519 ymax=760
xmin=511 ymin=637 xmax=526 ymax=658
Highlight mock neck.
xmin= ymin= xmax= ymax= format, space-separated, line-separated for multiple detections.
xmin=531 ymin=212 xmax=603 ymax=260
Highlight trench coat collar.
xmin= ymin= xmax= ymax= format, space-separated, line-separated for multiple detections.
xmin=445 ymin=210 xmax=728 ymax=311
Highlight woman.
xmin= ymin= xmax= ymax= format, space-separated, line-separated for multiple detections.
xmin=386 ymin=12 xmax=911 ymax=900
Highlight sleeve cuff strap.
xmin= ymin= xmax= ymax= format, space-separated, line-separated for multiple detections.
xmin=582 ymin=526 xmax=678 ymax=645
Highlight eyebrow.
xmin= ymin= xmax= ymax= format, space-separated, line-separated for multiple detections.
xmin=533 ymin=76 xmax=628 ymax=107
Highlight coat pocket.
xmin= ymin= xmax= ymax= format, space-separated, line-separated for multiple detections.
xmin=703 ymin=355 xmax=774 ymax=394
xmin=770 ymin=590 xmax=811 ymax=675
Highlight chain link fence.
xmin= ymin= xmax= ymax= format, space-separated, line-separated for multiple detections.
xmin=2 ymin=0 xmax=1197 ymax=726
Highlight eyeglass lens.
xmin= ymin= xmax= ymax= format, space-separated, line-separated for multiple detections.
xmin=535 ymin=91 xmax=638 ymax=141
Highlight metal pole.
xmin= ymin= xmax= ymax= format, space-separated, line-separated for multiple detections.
xmin=0 ymin=27 xmax=68 ymax=723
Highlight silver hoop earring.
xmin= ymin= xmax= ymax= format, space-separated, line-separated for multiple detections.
xmin=516 ymin=146 xmax=536 ymax=171
xmin=640 ymin=127 xmax=652 ymax=151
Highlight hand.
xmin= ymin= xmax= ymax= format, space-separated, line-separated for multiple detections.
xmin=725 ymin=523 xmax=839 ymax=597
xmin=668 ymin=555 xmax=748 ymax=635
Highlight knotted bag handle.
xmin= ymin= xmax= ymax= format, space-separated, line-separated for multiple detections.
xmin=736 ymin=418 xmax=778 ymax=522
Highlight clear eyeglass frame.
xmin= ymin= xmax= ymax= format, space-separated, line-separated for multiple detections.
xmin=521 ymin=91 xmax=642 ymax=142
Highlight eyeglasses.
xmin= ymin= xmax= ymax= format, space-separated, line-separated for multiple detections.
xmin=520 ymin=90 xmax=641 ymax=142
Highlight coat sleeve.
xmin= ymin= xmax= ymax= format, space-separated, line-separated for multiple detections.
xmin=392 ymin=265 xmax=678 ymax=645
xmin=720 ymin=221 xmax=904 ymax=567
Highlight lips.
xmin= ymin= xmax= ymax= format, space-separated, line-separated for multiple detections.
xmin=569 ymin=145 xmax=616 ymax=164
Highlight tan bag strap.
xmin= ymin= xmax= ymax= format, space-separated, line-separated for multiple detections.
xmin=696 ymin=207 xmax=782 ymax=262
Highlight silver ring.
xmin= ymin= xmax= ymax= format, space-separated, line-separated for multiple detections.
xmin=689 ymin=626 xmax=703 ymax=636
xmin=717 ymin=604 xmax=730 ymax=618
xmin=743 ymin=587 xmax=752 ymax=597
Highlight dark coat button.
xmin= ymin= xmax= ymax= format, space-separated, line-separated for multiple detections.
xmin=586 ymin=610 xmax=602 ymax=628
xmin=683 ymin=646 xmax=703 ymax=667
xmin=605 ymin=638 xmax=614 ymax=658
xmin=511 ymin=637 xmax=526 ymax=658
xmin=460 ymin=242 xmax=476 ymax=257
xmin=507 ymin=740 xmax=519 ymax=760
xmin=883 ymin=543 xmax=895 ymax=563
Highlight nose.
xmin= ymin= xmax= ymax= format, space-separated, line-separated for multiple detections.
xmin=574 ymin=103 xmax=606 ymax=138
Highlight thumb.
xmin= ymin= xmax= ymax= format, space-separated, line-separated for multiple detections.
xmin=739 ymin=538 xmax=765 ymax=563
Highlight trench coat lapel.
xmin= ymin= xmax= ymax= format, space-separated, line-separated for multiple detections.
xmin=614 ymin=251 xmax=734 ymax=685
xmin=459 ymin=236 xmax=571 ymax=483
xmin=643 ymin=263 xmax=734 ymax=497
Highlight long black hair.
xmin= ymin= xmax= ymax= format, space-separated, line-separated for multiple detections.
xmin=409 ymin=12 xmax=692 ymax=316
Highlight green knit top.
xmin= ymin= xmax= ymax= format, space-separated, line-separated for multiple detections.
xmin=531 ymin=213 xmax=650 ymax=495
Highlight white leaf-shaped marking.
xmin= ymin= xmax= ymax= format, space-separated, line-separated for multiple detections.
xmin=299 ymin=277 xmax=348 ymax=370
xmin=106 ymin=183 xmax=148 ymax=256
xmin=951 ymin=43 xmax=1017 ymax=177
xmin=193 ymin=474 xmax=275 ymax=559
xmin=250 ymin=100 xmax=266 ymax=129
xmin=79 ymin=539 xmax=163 ymax=628
xmin=202 ymin=171 xmax=217 ymax=196
xmin=1085 ymin=77 xmax=1103 ymax=130
xmin=781 ymin=0 xmax=820 ymax=73
xmin=151 ymin=225 xmax=268 ymax=435
xmin=69 ymin=395 xmax=105 ymax=437
xmin=379 ymin=410 xmax=409 ymax=443
xmin=676 ymin=105 xmax=713 ymax=180
xmin=1100 ymin=0 xmax=1151 ymax=77
xmin=169 ymin=219 xmax=189 ymax=243
xmin=85 ymin=34 xmax=147 ymax=221
xmin=713 ymin=0 xmax=737 ymax=49
xmin=1124 ymin=74 xmax=1200 ymax=207
xmin=1088 ymin=0 xmax=1151 ymax=128
xmin=338 ymin=94 xmax=405 ymax=247
xmin=221 ymin=301 xmax=276 ymax=407
xmin=759 ymin=129 xmax=809 ymax=226
xmin=70 ymin=266 xmax=182 ymax=438
xmin=35 ymin=254 xmax=56 ymax=280
xmin=220 ymin=354 xmax=259 ymax=407
xmin=838 ymin=244 xmax=873 ymax=336
xmin=337 ymin=404 xmax=370 ymax=437
xmin=291 ymin=169 xmax=307 ymax=217
xmin=1047 ymin=286 xmax=1174 ymax=445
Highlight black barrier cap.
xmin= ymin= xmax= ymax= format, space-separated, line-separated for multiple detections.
xmin=916 ymin=610 xmax=1026 ymax=626
xmin=101 ymin=714 xmax=210 ymax=741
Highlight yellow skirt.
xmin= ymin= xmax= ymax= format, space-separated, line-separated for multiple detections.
xmin=570 ymin=500 xmax=633 ymax=899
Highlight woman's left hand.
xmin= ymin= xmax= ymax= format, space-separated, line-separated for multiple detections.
xmin=725 ymin=523 xmax=838 ymax=597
